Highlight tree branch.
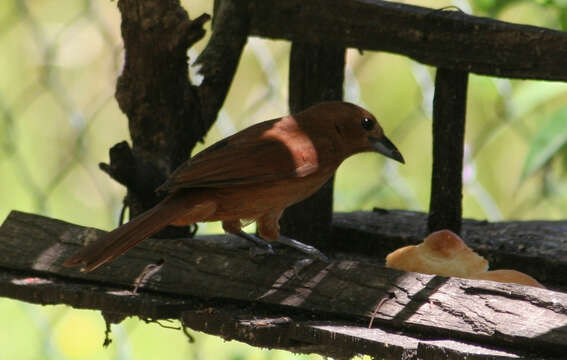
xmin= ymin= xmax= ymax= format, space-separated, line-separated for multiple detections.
xmin=104 ymin=0 xmax=210 ymax=226
xmin=195 ymin=0 xmax=249 ymax=134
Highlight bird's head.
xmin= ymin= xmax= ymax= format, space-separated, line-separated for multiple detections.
xmin=302 ymin=102 xmax=405 ymax=163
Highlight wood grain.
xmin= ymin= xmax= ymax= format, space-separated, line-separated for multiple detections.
xmin=1 ymin=210 xmax=567 ymax=358
xmin=246 ymin=0 xmax=567 ymax=81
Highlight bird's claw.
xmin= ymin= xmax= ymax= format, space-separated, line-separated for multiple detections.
xmin=235 ymin=231 xmax=329 ymax=262
xmin=235 ymin=231 xmax=275 ymax=257
xmin=248 ymin=243 xmax=275 ymax=257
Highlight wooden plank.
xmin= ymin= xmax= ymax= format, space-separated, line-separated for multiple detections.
xmin=291 ymin=322 xmax=527 ymax=359
xmin=280 ymin=42 xmax=345 ymax=248
xmin=245 ymin=0 xmax=567 ymax=81
xmin=428 ymin=68 xmax=468 ymax=234
xmin=1 ymin=211 xmax=567 ymax=358
xmin=0 ymin=270 xmax=543 ymax=359
xmin=181 ymin=308 xmax=356 ymax=358
xmin=0 ymin=270 xmax=197 ymax=319
xmin=182 ymin=307 xmax=296 ymax=349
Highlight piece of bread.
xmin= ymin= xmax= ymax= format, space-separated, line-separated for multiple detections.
xmin=385 ymin=229 xmax=545 ymax=289
xmin=386 ymin=230 xmax=488 ymax=278
xmin=470 ymin=269 xmax=545 ymax=289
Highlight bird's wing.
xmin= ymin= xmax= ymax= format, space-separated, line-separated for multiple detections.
xmin=157 ymin=134 xmax=322 ymax=193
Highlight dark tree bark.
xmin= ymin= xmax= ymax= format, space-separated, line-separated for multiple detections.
xmin=107 ymin=1 xmax=208 ymax=223
xmin=195 ymin=0 xmax=249 ymax=132
xmin=428 ymin=69 xmax=468 ymax=234
xmin=279 ymin=42 xmax=345 ymax=249
xmin=100 ymin=0 xmax=248 ymax=236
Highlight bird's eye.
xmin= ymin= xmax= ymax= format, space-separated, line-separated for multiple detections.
xmin=361 ymin=117 xmax=375 ymax=131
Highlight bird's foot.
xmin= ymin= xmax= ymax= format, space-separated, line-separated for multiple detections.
xmin=234 ymin=232 xmax=329 ymax=262
xmin=276 ymin=236 xmax=329 ymax=262
xmin=236 ymin=231 xmax=275 ymax=256
xmin=248 ymin=246 xmax=275 ymax=257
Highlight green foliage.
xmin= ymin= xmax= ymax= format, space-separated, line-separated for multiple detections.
xmin=470 ymin=0 xmax=567 ymax=30
xmin=510 ymin=82 xmax=567 ymax=119
xmin=466 ymin=0 xmax=567 ymax=200
xmin=521 ymin=107 xmax=567 ymax=182
xmin=470 ymin=0 xmax=523 ymax=15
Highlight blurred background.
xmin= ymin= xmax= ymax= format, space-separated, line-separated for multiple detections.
xmin=1 ymin=0 xmax=567 ymax=358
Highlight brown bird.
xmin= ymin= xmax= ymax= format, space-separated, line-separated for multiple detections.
xmin=64 ymin=102 xmax=404 ymax=271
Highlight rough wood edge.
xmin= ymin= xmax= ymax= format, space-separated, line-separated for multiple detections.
xmin=428 ymin=68 xmax=468 ymax=234
xmin=246 ymin=0 xmax=567 ymax=81
xmin=1 ymin=210 xmax=567 ymax=359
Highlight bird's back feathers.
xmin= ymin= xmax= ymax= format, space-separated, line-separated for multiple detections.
xmin=157 ymin=115 xmax=339 ymax=192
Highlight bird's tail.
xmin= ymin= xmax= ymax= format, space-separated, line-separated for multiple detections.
xmin=63 ymin=194 xmax=190 ymax=272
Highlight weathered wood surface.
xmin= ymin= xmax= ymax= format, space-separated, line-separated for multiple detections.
xmin=1 ymin=210 xmax=567 ymax=359
xmin=245 ymin=0 xmax=567 ymax=81
xmin=0 ymin=271 xmax=198 ymax=320
xmin=279 ymin=42 xmax=345 ymax=248
xmin=183 ymin=312 xmax=529 ymax=360
xmin=428 ymin=68 xmax=468 ymax=235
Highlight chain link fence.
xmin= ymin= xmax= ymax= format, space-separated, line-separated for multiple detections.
xmin=1 ymin=0 xmax=567 ymax=359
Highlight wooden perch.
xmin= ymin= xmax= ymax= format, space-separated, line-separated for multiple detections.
xmin=1 ymin=210 xmax=567 ymax=359
xmin=246 ymin=0 xmax=567 ymax=81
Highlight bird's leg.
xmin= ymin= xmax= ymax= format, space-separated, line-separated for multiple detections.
xmin=276 ymin=236 xmax=329 ymax=262
xmin=223 ymin=220 xmax=274 ymax=254
xmin=236 ymin=231 xmax=328 ymax=262
xmin=256 ymin=210 xmax=329 ymax=262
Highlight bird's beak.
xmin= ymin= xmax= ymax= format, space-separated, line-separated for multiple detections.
xmin=370 ymin=135 xmax=405 ymax=164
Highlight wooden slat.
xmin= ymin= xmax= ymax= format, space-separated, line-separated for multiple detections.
xmin=1 ymin=211 xmax=567 ymax=357
xmin=0 ymin=271 xmax=197 ymax=319
xmin=182 ymin=309 xmax=294 ymax=348
xmin=291 ymin=322 xmax=524 ymax=360
xmin=279 ymin=42 xmax=345 ymax=248
xmin=0 ymin=270 xmax=539 ymax=359
xmin=428 ymin=68 xmax=468 ymax=234
xmin=245 ymin=0 xmax=567 ymax=81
